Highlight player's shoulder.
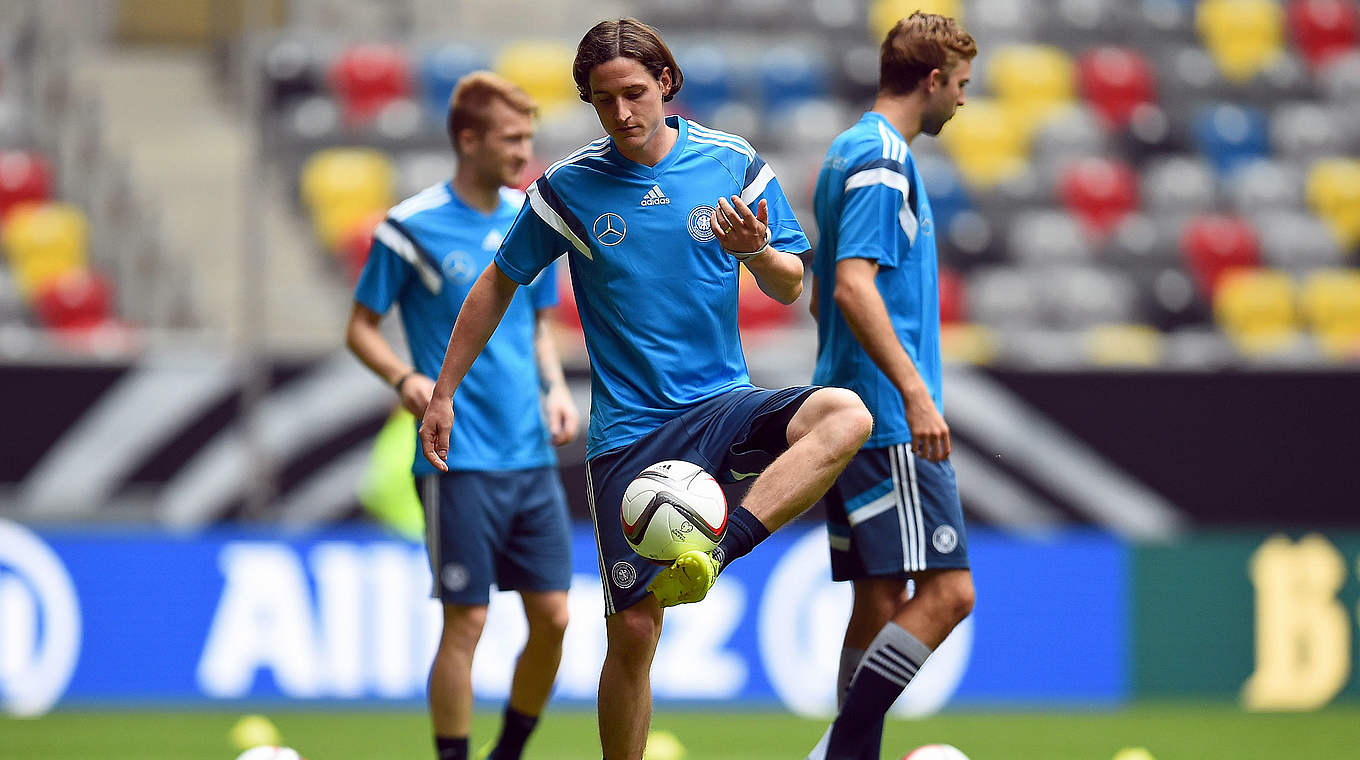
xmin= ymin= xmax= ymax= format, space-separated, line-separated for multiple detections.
xmin=835 ymin=114 xmax=908 ymax=168
xmin=388 ymin=181 xmax=453 ymax=223
xmin=684 ymin=118 xmax=760 ymax=167
xmin=540 ymin=136 xmax=613 ymax=189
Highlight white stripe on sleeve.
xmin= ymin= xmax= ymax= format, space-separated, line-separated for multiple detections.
xmin=374 ymin=221 xmax=443 ymax=293
xmin=844 ymin=167 xmax=919 ymax=245
xmin=527 ymin=182 xmax=592 ymax=260
xmin=740 ymin=163 xmax=776 ymax=206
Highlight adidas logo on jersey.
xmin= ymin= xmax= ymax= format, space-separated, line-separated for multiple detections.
xmin=640 ymin=185 xmax=671 ymax=206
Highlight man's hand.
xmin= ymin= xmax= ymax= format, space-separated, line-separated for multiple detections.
xmin=419 ymin=398 xmax=454 ymax=472
xmin=397 ymin=373 xmax=435 ymax=418
xmin=905 ymin=386 xmax=951 ymax=463
xmin=543 ymin=384 xmax=581 ymax=447
xmin=713 ymin=195 xmax=769 ymax=260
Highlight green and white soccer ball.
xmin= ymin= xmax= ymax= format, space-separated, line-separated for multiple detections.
xmin=235 ymin=747 xmax=305 ymax=760
xmin=621 ymin=460 xmax=727 ymax=561
xmin=902 ymin=745 xmax=970 ymax=760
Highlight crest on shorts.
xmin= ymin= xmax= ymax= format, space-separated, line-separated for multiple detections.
xmin=932 ymin=525 xmax=959 ymax=554
xmin=612 ymin=561 xmax=638 ymax=589
xmin=441 ymin=563 xmax=470 ymax=592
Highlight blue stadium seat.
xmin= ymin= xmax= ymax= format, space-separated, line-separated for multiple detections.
xmin=418 ymin=44 xmax=490 ymax=124
xmin=1192 ymin=103 xmax=1270 ymax=175
xmin=914 ymin=154 xmax=974 ymax=234
xmin=673 ymin=45 xmax=735 ymax=121
xmin=757 ymin=46 xmax=830 ymax=113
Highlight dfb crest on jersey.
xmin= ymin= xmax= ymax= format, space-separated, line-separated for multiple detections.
xmin=687 ymin=205 xmax=716 ymax=242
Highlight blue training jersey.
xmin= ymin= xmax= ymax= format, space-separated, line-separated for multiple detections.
xmin=493 ymin=115 xmax=810 ymax=459
xmin=811 ymin=112 xmax=943 ymax=449
xmin=354 ymin=181 xmax=560 ymax=475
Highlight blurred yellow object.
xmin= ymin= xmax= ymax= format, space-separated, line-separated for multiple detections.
xmin=1197 ymin=0 xmax=1285 ymax=83
xmin=868 ymin=0 xmax=963 ymax=43
xmin=496 ymin=41 xmax=579 ymax=114
xmin=1213 ymin=268 xmax=1300 ymax=355
xmin=988 ymin=44 xmax=1075 ymax=133
xmin=940 ymin=323 xmax=997 ymax=365
xmin=229 ymin=714 xmax=281 ymax=750
xmin=357 ymin=407 xmax=425 ymax=542
xmin=1112 ymin=749 xmax=1156 ymax=760
xmin=939 ymin=98 xmax=1030 ymax=189
xmin=1085 ymin=324 xmax=1163 ymax=367
xmin=1300 ymin=269 xmax=1360 ymax=358
xmin=0 ymin=202 xmax=89 ymax=295
xmin=643 ymin=729 xmax=687 ymax=760
xmin=300 ymin=148 xmax=394 ymax=250
xmin=1305 ymin=158 xmax=1360 ymax=248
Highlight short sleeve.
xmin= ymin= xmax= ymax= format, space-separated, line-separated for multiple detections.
xmin=494 ymin=177 xmax=585 ymax=286
xmin=741 ymin=154 xmax=811 ymax=255
xmin=527 ymin=258 xmax=561 ymax=311
xmin=353 ymin=227 xmax=411 ymax=314
xmin=837 ymin=158 xmax=919 ymax=268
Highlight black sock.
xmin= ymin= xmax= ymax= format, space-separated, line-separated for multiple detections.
xmin=490 ymin=705 xmax=538 ymax=760
xmin=825 ymin=623 xmax=931 ymax=758
xmin=715 ymin=506 xmax=771 ymax=571
xmin=434 ymin=735 xmax=468 ymax=760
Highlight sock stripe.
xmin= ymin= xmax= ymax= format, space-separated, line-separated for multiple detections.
xmin=877 ymin=645 xmax=923 ymax=674
xmin=863 ymin=658 xmax=912 ymax=688
xmin=868 ymin=653 xmax=917 ymax=682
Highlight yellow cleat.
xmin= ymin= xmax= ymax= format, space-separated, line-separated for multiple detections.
xmin=647 ymin=550 xmax=720 ymax=608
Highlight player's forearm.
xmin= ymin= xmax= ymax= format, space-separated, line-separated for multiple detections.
xmin=833 ymin=277 xmax=930 ymax=400
xmin=743 ymin=247 xmax=804 ymax=304
xmin=345 ymin=306 xmax=413 ymax=387
xmin=429 ymin=264 xmax=519 ymax=402
xmin=533 ymin=311 xmax=569 ymax=395
xmin=809 ymin=274 xmax=820 ymax=318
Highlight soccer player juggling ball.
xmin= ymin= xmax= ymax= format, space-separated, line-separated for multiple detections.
xmin=347 ymin=72 xmax=580 ymax=760
xmin=804 ymin=12 xmax=978 ymax=760
xmin=418 ymin=18 xmax=873 ymax=760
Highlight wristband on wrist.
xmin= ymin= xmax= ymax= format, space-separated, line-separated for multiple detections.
xmin=393 ymin=370 xmax=417 ymax=394
xmin=724 ymin=244 xmax=768 ymax=262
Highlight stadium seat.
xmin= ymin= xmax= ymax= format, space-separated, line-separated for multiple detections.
xmin=261 ymin=38 xmax=323 ymax=112
xmin=418 ymin=44 xmax=490 ymax=123
xmin=1287 ymin=0 xmax=1360 ymax=70
xmin=0 ymin=202 xmax=88 ymax=295
xmin=396 ymin=150 xmax=453 ymax=198
xmin=1305 ymin=157 xmax=1360 ymax=248
xmin=0 ymin=150 xmax=52 ymax=218
xmin=1256 ymin=210 xmax=1347 ymax=271
xmin=868 ymin=0 xmax=962 ymax=43
xmin=1132 ymin=263 xmax=1213 ymax=330
xmin=939 ymin=322 xmax=997 ymax=365
xmin=329 ymin=44 xmax=412 ymax=125
xmin=1181 ymin=214 xmax=1262 ymax=296
xmin=1196 ymin=0 xmax=1287 ymax=83
xmin=1299 ymin=268 xmax=1360 ymax=356
xmin=1319 ymin=50 xmax=1360 ymax=102
xmin=989 ymin=44 xmax=1076 ymax=135
xmin=1043 ymin=266 xmax=1142 ymax=329
xmin=1102 ymin=213 xmax=1180 ymax=268
xmin=1227 ymin=158 xmax=1306 ymax=218
xmin=495 ymin=41 xmax=578 ymax=114
xmin=940 ymin=98 xmax=1029 ymax=188
xmin=1008 ymin=210 xmax=1095 ymax=266
xmin=1031 ymin=105 xmax=1111 ymax=171
xmin=757 ymin=46 xmax=831 ymax=114
xmin=1077 ymin=47 xmax=1158 ymax=129
xmin=938 ymin=266 xmax=966 ymax=324
xmin=1085 ymin=323 xmax=1164 ymax=366
xmin=339 ymin=211 xmax=385 ymax=285
xmin=967 ymin=266 xmax=1044 ymax=327
xmin=1142 ymin=156 xmax=1217 ymax=216
xmin=300 ymin=148 xmax=396 ymax=250
xmin=1057 ymin=157 xmax=1139 ymax=237
xmin=31 ymin=267 xmax=113 ymax=332
xmin=1270 ymin=102 xmax=1349 ymax=163
xmin=915 ymin=153 xmax=973 ymax=233
xmin=737 ymin=267 xmax=794 ymax=329
xmin=1191 ymin=103 xmax=1270 ymax=175
xmin=1212 ymin=268 xmax=1300 ymax=354
xmin=672 ymin=46 xmax=734 ymax=120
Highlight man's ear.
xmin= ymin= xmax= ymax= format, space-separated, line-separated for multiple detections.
xmin=926 ymin=67 xmax=944 ymax=94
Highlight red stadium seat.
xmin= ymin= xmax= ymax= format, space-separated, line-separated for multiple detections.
xmin=1288 ymin=0 xmax=1360 ymax=69
xmin=339 ymin=211 xmax=386 ymax=285
xmin=329 ymin=44 xmax=412 ymax=125
xmin=938 ymin=266 xmax=966 ymax=324
xmin=737 ymin=267 xmax=794 ymax=330
xmin=0 ymin=150 xmax=53 ymax=219
xmin=32 ymin=267 xmax=113 ymax=331
xmin=1076 ymin=47 xmax=1157 ymax=128
xmin=1058 ymin=157 xmax=1139 ymax=237
xmin=1181 ymin=215 xmax=1262 ymax=296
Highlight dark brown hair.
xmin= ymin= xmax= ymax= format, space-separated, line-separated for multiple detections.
xmin=879 ymin=11 xmax=977 ymax=96
xmin=446 ymin=71 xmax=537 ymax=153
xmin=572 ymin=18 xmax=684 ymax=103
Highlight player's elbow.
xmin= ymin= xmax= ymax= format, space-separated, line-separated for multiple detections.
xmin=777 ymin=278 xmax=803 ymax=305
xmin=832 ymin=278 xmax=867 ymax=311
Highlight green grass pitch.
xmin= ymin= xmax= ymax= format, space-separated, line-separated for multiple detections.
xmin=3 ymin=704 xmax=1357 ymax=759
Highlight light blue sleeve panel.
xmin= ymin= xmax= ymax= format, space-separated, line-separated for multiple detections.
xmin=527 ymin=257 xmax=560 ymax=311
xmin=837 ymin=157 xmax=919 ymax=269
xmin=353 ymin=223 xmax=411 ymax=314
xmin=742 ymin=153 xmax=811 ymax=255
xmin=494 ymin=176 xmax=586 ymax=286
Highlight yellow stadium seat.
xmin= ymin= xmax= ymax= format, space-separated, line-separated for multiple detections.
xmin=939 ymin=98 xmax=1029 ymax=189
xmin=1300 ymin=269 xmax=1360 ymax=358
xmin=868 ymin=0 xmax=963 ymax=43
xmin=1197 ymin=0 xmax=1285 ymax=83
xmin=300 ymin=148 xmax=395 ymax=213
xmin=1305 ymin=158 xmax=1360 ymax=249
xmin=988 ymin=45 xmax=1075 ymax=133
xmin=940 ymin=323 xmax=997 ymax=365
xmin=0 ymin=202 xmax=88 ymax=295
xmin=495 ymin=41 xmax=579 ymax=114
xmin=1213 ymin=268 xmax=1300 ymax=355
xmin=1085 ymin=324 xmax=1163 ymax=367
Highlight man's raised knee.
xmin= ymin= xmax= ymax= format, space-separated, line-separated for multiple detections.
xmin=823 ymin=388 xmax=873 ymax=451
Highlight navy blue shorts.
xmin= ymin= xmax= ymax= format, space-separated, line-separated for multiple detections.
xmin=824 ymin=444 xmax=969 ymax=582
xmin=586 ymin=385 xmax=821 ymax=615
xmin=418 ymin=466 xmax=572 ymax=605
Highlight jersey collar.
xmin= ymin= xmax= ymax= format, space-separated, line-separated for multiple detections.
xmin=607 ymin=115 xmax=687 ymax=179
xmin=864 ymin=111 xmax=906 ymax=144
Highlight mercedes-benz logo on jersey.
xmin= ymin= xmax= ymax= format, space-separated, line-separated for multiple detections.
xmin=688 ymin=205 xmax=716 ymax=242
xmin=593 ymin=213 xmax=627 ymax=246
xmin=442 ymin=250 xmax=475 ymax=285
xmin=0 ymin=519 xmax=82 ymax=717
